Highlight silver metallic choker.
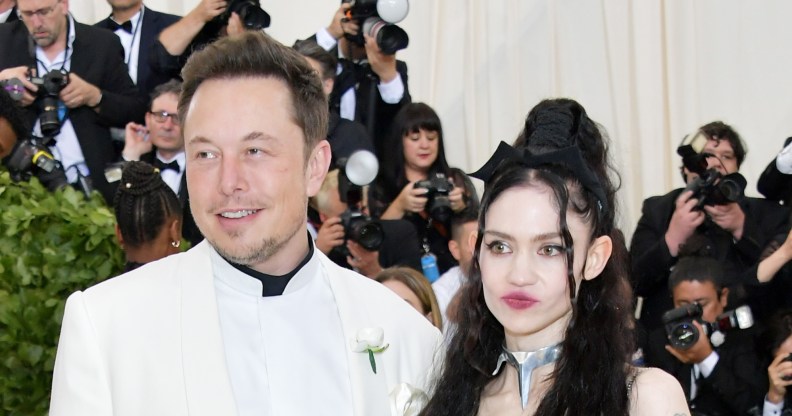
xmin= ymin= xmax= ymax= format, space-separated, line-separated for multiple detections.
xmin=492 ymin=343 xmax=562 ymax=409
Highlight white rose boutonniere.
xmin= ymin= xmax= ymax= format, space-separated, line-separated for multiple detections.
xmin=351 ymin=327 xmax=390 ymax=374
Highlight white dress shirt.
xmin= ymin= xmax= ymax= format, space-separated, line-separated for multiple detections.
xmin=110 ymin=6 xmax=144 ymax=84
xmin=211 ymin=245 xmax=355 ymax=416
xmin=155 ymin=151 xmax=185 ymax=195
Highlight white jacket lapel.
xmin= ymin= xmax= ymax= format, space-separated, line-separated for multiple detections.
xmin=320 ymin=255 xmax=391 ymax=416
xmin=179 ymin=242 xmax=238 ymax=415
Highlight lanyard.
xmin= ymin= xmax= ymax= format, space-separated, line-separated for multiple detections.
xmin=123 ymin=7 xmax=144 ymax=66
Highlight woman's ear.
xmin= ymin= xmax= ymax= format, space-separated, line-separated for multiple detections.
xmin=168 ymin=218 xmax=182 ymax=246
xmin=114 ymin=223 xmax=124 ymax=248
xmin=583 ymin=235 xmax=612 ymax=281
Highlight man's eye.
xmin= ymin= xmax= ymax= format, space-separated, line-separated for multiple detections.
xmin=485 ymin=241 xmax=511 ymax=254
xmin=196 ymin=151 xmax=216 ymax=159
xmin=248 ymin=148 xmax=262 ymax=155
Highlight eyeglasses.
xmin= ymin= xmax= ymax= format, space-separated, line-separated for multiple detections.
xmin=17 ymin=0 xmax=61 ymax=20
xmin=148 ymin=111 xmax=180 ymax=124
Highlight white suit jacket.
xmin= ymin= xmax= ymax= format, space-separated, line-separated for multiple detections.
xmin=49 ymin=241 xmax=442 ymax=415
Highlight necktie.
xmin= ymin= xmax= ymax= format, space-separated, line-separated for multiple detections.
xmin=155 ymin=159 xmax=180 ymax=174
xmin=110 ymin=20 xmax=133 ymax=34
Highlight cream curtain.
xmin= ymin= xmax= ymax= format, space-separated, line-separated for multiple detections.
xmin=69 ymin=0 xmax=792 ymax=239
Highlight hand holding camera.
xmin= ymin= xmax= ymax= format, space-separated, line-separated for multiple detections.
xmin=767 ymin=352 xmax=792 ymax=404
xmin=316 ymin=216 xmax=346 ymax=255
xmin=664 ymin=319 xmax=714 ymax=364
xmin=703 ymin=202 xmax=746 ymax=241
xmin=59 ymin=72 xmax=101 ymax=109
xmin=364 ymin=33 xmax=398 ymax=83
xmin=194 ymin=0 xmax=227 ymax=23
xmin=665 ymin=190 xmax=707 ymax=256
xmin=0 ymin=66 xmax=38 ymax=106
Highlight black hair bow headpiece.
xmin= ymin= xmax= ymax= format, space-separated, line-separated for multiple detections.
xmin=469 ymin=141 xmax=609 ymax=215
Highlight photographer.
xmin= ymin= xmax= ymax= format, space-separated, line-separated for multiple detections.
xmin=758 ymin=137 xmax=792 ymax=206
xmin=311 ymin=168 xmax=422 ymax=277
xmin=630 ymin=121 xmax=790 ymax=332
xmin=645 ymin=237 xmax=765 ymax=416
xmin=753 ymin=310 xmax=792 ymax=416
xmin=308 ymin=1 xmax=410 ymax=156
xmin=150 ymin=0 xmax=269 ymax=80
xmin=0 ymin=0 xmax=146 ymax=203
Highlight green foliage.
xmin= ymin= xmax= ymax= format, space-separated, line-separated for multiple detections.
xmin=0 ymin=172 xmax=124 ymax=415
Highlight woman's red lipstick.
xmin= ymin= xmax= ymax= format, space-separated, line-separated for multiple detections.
xmin=501 ymin=292 xmax=538 ymax=310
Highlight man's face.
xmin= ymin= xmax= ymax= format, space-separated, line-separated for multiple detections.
xmin=106 ymin=0 xmax=141 ymax=12
xmin=145 ymin=93 xmax=183 ymax=155
xmin=184 ymin=77 xmax=328 ymax=274
xmin=17 ymin=0 xmax=68 ymax=48
xmin=684 ymin=138 xmax=738 ymax=183
xmin=672 ymin=279 xmax=727 ymax=323
xmin=0 ymin=118 xmax=18 ymax=159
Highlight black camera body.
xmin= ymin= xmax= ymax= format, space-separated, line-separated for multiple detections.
xmin=414 ymin=172 xmax=454 ymax=223
xmin=5 ymin=135 xmax=68 ymax=192
xmin=343 ymin=0 xmax=409 ymax=55
xmin=662 ymin=303 xmax=754 ymax=350
xmin=216 ymin=0 xmax=270 ymax=31
xmin=677 ymin=135 xmax=746 ymax=210
xmin=29 ymin=68 xmax=69 ymax=138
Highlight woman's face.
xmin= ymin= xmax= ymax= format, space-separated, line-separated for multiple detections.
xmin=479 ymin=185 xmax=593 ymax=351
xmin=381 ymin=279 xmax=429 ymax=320
xmin=402 ymin=128 xmax=439 ymax=174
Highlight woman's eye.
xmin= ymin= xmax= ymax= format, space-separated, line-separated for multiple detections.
xmin=485 ymin=241 xmax=511 ymax=254
xmin=539 ymin=245 xmax=563 ymax=256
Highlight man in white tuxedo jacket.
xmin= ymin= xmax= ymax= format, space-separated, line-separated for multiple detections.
xmin=49 ymin=31 xmax=442 ymax=416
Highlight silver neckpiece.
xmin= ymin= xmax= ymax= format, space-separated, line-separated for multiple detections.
xmin=492 ymin=343 xmax=562 ymax=409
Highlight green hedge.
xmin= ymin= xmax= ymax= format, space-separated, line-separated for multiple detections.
xmin=0 ymin=171 xmax=124 ymax=415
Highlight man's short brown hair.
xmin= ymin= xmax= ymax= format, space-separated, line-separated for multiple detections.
xmin=178 ymin=32 xmax=328 ymax=156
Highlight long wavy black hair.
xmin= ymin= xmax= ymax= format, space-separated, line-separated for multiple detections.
xmin=420 ymin=98 xmax=634 ymax=416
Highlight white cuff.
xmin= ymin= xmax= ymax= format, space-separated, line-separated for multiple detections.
xmin=377 ymin=73 xmax=405 ymax=104
xmin=696 ymin=350 xmax=719 ymax=378
xmin=315 ymin=27 xmax=338 ymax=52
xmin=763 ymin=396 xmax=785 ymax=416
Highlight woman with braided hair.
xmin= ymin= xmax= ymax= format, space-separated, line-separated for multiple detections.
xmin=113 ymin=161 xmax=183 ymax=272
xmin=420 ymin=99 xmax=688 ymax=415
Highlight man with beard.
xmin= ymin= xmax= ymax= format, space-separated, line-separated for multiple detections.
xmin=50 ymin=31 xmax=441 ymax=415
xmin=0 ymin=0 xmax=145 ymax=203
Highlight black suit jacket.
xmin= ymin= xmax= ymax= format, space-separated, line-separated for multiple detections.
xmin=646 ymin=328 xmax=765 ymax=416
xmin=758 ymin=137 xmax=792 ymax=206
xmin=94 ymin=7 xmax=180 ymax=99
xmin=2 ymin=6 xmax=18 ymax=23
xmin=629 ymin=188 xmax=790 ymax=330
xmin=327 ymin=112 xmax=374 ymax=169
xmin=0 ymin=19 xmax=146 ymax=204
xmin=139 ymin=152 xmax=203 ymax=247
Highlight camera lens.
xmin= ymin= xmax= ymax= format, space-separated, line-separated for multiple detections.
xmin=670 ymin=322 xmax=699 ymax=349
xmin=349 ymin=218 xmax=384 ymax=250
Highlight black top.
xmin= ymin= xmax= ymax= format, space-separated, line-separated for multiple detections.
xmin=228 ymin=233 xmax=315 ymax=297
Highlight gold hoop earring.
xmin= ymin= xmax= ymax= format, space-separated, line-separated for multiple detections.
xmin=171 ymin=240 xmax=181 ymax=248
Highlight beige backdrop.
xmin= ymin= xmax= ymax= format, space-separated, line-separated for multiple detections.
xmin=70 ymin=0 xmax=792 ymax=239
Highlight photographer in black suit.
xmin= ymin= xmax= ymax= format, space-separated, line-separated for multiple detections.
xmin=94 ymin=0 xmax=179 ymax=99
xmin=645 ymin=237 xmax=765 ymax=416
xmin=630 ymin=121 xmax=790 ymax=332
xmin=0 ymin=0 xmax=145 ymax=203
xmin=309 ymin=2 xmax=410 ymax=157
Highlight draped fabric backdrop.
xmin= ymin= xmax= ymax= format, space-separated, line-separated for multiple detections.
xmin=72 ymin=0 xmax=792 ymax=239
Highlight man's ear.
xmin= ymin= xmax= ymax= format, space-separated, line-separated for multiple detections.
xmin=467 ymin=230 xmax=479 ymax=256
xmin=306 ymin=140 xmax=331 ymax=197
xmin=719 ymin=287 xmax=730 ymax=308
xmin=583 ymin=235 xmax=613 ymax=281
xmin=448 ymin=239 xmax=461 ymax=262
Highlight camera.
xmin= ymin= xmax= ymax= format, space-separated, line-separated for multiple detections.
xmin=343 ymin=0 xmax=410 ymax=55
xmin=677 ymin=131 xmax=746 ymax=210
xmin=662 ymin=303 xmax=754 ymax=350
xmin=414 ymin=172 xmax=454 ymax=223
xmin=5 ymin=135 xmax=68 ymax=192
xmin=28 ymin=68 xmax=69 ymax=138
xmin=337 ymin=150 xmax=384 ymax=251
xmin=216 ymin=0 xmax=270 ymax=31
